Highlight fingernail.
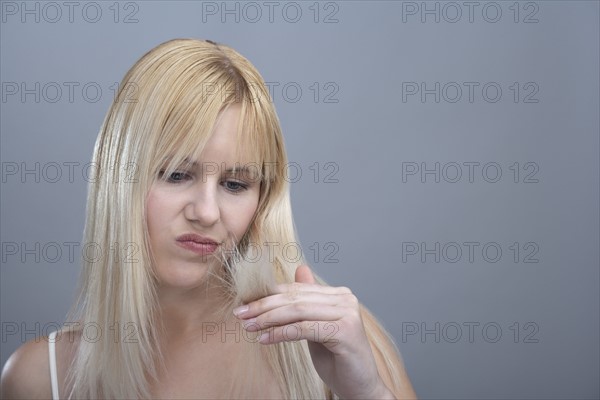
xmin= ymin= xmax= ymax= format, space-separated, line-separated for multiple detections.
xmin=233 ymin=305 xmax=249 ymax=317
xmin=259 ymin=331 xmax=271 ymax=344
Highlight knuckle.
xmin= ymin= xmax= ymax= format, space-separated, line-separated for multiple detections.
xmin=343 ymin=292 xmax=359 ymax=306
xmin=286 ymin=285 xmax=301 ymax=301
xmin=291 ymin=301 xmax=308 ymax=314
xmin=338 ymin=286 xmax=352 ymax=294
xmin=254 ymin=297 xmax=267 ymax=310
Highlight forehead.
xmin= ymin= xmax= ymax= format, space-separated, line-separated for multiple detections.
xmin=198 ymin=103 xmax=256 ymax=164
xmin=166 ymin=103 xmax=260 ymax=173
xmin=203 ymin=104 xmax=240 ymax=152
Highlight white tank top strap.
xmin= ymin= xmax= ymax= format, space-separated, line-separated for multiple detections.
xmin=48 ymin=331 xmax=60 ymax=400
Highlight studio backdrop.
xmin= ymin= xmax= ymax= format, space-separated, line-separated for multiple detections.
xmin=1 ymin=1 xmax=599 ymax=399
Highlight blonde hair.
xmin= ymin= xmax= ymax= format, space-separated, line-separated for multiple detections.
xmin=63 ymin=38 xmax=410 ymax=399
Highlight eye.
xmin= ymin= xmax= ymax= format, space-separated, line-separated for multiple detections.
xmin=159 ymin=170 xmax=192 ymax=183
xmin=223 ymin=179 xmax=248 ymax=193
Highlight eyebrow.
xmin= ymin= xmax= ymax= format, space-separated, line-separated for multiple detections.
xmin=178 ymin=158 xmax=260 ymax=178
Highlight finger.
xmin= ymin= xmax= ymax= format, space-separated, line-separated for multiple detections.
xmin=257 ymin=320 xmax=342 ymax=346
xmin=272 ymin=282 xmax=352 ymax=296
xmin=295 ymin=264 xmax=315 ymax=284
xmin=236 ymin=291 xmax=353 ymax=320
xmin=242 ymin=303 xmax=349 ymax=332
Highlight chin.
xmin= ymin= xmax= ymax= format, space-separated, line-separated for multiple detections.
xmin=156 ymin=261 xmax=217 ymax=290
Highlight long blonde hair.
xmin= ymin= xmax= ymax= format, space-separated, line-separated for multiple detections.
xmin=64 ymin=38 xmax=410 ymax=399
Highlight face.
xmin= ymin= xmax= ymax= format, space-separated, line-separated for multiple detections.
xmin=146 ymin=104 xmax=261 ymax=289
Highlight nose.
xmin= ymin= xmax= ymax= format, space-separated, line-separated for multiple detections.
xmin=184 ymin=182 xmax=220 ymax=227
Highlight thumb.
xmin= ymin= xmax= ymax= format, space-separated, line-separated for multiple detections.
xmin=295 ymin=264 xmax=316 ymax=284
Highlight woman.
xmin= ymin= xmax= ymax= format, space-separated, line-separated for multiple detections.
xmin=1 ymin=39 xmax=417 ymax=399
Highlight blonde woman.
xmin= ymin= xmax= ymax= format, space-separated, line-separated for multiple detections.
xmin=1 ymin=39 xmax=417 ymax=399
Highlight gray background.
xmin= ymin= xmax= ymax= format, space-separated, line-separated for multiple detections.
xmin=1 ymin=1 xmax=598 ymax=399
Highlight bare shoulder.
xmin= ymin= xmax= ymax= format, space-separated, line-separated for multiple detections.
xmin=0 ymin=337 xmax=53 ymax=399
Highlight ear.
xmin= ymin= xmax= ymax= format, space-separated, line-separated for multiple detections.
xmin=295 ymin=264 xmax=316 ymax=284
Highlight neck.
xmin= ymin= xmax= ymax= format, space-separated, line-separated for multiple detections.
xmin=156 ymin=277 xmax=234 ymax=340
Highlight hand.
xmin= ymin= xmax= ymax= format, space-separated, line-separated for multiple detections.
xmin=233 ymin=265 xmax=395 ymax=399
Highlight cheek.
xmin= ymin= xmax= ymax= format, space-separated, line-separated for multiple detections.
xmin=145 ymin=189 xmax=172 ymax=240
xmin=145 ymin=192 xmax=159 ymax=233
xmin=226 ymin=194 xmax=260 ymax=237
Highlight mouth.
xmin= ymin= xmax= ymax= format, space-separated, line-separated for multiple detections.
xmin=175 ymin=233 xmax=220 ymax=256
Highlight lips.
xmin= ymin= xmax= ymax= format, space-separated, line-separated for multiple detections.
xmin=175 ymin=233 xmax=220 ymax=256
